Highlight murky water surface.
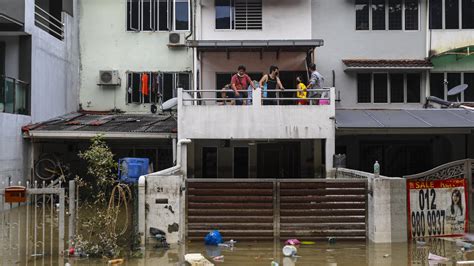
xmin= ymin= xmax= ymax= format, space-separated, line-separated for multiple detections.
xmin=4 ymin=238 xmax=474 ymax=265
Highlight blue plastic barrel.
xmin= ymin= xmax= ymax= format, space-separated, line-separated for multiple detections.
xmin=118 ymin=157 xmax=150 ymax=184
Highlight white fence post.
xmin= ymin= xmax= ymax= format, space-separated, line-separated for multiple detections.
xmin=138 ymin=176 xmax=146 ymax=248
xmin=68 ymin=180 xmax=75 ymax=249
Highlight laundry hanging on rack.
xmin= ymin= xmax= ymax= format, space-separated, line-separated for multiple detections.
xmin=141 ymin=73 xmax=149 ymax=96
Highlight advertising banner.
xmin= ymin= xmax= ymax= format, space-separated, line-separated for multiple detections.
xmin=407 ymin=178 xmax=468 ymax=239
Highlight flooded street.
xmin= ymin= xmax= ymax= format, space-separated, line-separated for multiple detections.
xmin=4 ymin=238 xmax=471 ymax=265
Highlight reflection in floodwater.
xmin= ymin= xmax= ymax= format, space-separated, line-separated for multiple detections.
xmin=2 ymin=238 xmax=473 ymax=265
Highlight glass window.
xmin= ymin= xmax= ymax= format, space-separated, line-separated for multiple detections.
xmin=390 ymin=74 xmax=404 ymax=103
xmin=356 ymin=0 xmax=369 ymax=30
xmin=216 ymin=0 xmax=233 ymax=29
xmin=464 ymin=73 xmax=474 ymax=102
xmin=142 ymin=0 xmax=152 ymax=30
xmin=372 ymin=0 xmax=386 ymax=30
xmin=430 ymin=73 xmax=445 ymax=99
xmin=406 ymin=73 xmax=421 ymax=103
xmin=447 ymin=73 xmax=461 ymax=102
xmin=445 ymin=0 xmax=459 ymax=29
xmin=127 ymin=0 xmax=140 ymax=31
xmin=202 ymin=147 xmax=218 ymax=178
xmin=373 ymin=73 xmax=388 ymax=103
xmin=405 ymin=0 xmax=419 ymax=30
xmin=429 ymin=0 xmax=442 ymax=29
xmin=462 ymin=0 xmax=474 ymax=29
xmin=357 ymin=73 xmax=371 ymax=103
xmin=174 ymin=0 xmax=189 ymax=30
xmin=389 ymin=0 xmax=402 ymax=30
xmin=159 ymin=0 xmax=169 ymax=31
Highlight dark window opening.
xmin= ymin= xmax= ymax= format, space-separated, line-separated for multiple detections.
xmin=357 ymin=73 xmax=371 ymax=103
xmin=234 ymin=147 xmax=249 ymax=178
xmin=406 ymin=73 xmax=421 ymax=103
xmin=175 ymin=0 xmax=189 ymax=30
xmin=447 ymin=73 xmax=461 ymax=102
xmin=445 ymin=0 xmax=459 ymax=29
xmin=429 ymin=0 xmax=443 ymax=29
xmin=373 ymin=73 xmax=388 ymax=103
xmin=390 ymin=73 xmax=404 ymax=103
xmin=372 ymin=0 xmax=386 ymax=30
xmin=464 ymin=73 xmax=474 ymax=102
xmin=202 ymin=147 xmax=218 ymax=178
xmin=216 ymin=0 xmax=233 ymax=29
xmin=356 ymin=0 xmax=370 ymax=30
xmin=430 ymin=73 xmax=445 ymax=99
xmin=142 ymin=0 xmax=152 ymax=30
xmin=462 ymin=0 xmax=474 ymax=29
xmin=389 ymin=0 xmax=402 ymax=30
xmin=405 ymin=0 xmax=419 ymax=30
xmin=159 ymin=0 xmax=169 ymax=30
xmin=127 ymin=0 xmax=140 ymax=31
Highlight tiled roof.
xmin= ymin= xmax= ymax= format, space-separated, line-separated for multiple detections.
xmin=22 ymin=112 xmax=177 ymax=138
xmin=342 ymin=59 xmax=433 ymax=69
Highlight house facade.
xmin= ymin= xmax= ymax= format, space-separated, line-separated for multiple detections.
xmin=0 ymin=0 xmax=79 ymax=184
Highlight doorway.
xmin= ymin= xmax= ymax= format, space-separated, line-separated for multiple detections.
xmin=257 ymin=142 xmax=300 ymax=178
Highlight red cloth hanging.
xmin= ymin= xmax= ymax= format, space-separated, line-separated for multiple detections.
xmin=141 ymin=73 xmax=149 ymax=96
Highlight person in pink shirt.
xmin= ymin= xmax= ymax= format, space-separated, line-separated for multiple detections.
xmin=231 ymin=65 xmax=256 ymax=105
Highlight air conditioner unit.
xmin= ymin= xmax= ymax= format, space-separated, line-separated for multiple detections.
xmin=168 ymin=33 xmax=185 ymax=47
xmin=98 ymin=70 xmax=120 ymax=86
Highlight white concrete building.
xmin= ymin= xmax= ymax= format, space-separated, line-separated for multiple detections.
xmin=0 ymin=0 xmax=79 ymax=184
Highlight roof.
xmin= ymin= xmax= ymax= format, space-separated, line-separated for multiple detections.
xmin=342 ymin=59 xmax=433 ymax=71
xmin=336 ymin=109 xmax=474 ymax=130
xmin=23 ymin=113 xmax=177 ymax=140
xmin=186 ymin=39 xmax=324 ymax=52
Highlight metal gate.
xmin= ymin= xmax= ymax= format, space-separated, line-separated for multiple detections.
xmin=186 ymin=179 xmax=368 ymax=241
xmin=0 ymin=180 xmax=75 ymax=265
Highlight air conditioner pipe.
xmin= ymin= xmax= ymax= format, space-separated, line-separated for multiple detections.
xmin=146 ymin=139 xmax=191 ymax=177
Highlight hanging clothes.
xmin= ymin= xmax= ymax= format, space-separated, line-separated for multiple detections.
xmin=141 ymin=73 xmax=149 ymax=96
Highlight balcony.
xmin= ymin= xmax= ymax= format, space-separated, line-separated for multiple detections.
xmin=0 ymin=76 xmax=29 ymax=115
xmin=34 ymin=4 xmax=64 ymax=40
xmin=177 ymin=87 xmax=336 ymax=140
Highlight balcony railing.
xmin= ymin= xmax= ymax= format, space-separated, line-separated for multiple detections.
xmin=182 ymin=88 xmax=332 ymax=106
xmin=34 ymin=4 xmax=64 ymax=40
xmin=0 ymin=76 xmax=30 ymax=115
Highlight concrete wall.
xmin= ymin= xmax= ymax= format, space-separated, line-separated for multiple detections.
xmin=0 ymin=0 xmax=25 ymax=23
xmin=311 ymin=0 xmax=428 ymax=109
xmin=144 ymin=175 xmax=185 ymax=244
xmin=431 ymin=30 xmax=474 ymax=54
xmin=0 ymin=36 xmax=20 ymax=79
xmin=0 ymin=113 xmax=31 ymax=185
xmin=79 ymin=0 xmax=193 ymax=113
xmin=198 ymin=0 xmax=311 ymax=40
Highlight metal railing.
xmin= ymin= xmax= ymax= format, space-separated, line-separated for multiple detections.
xmin=181 ymin=87 xmax=332 ymax=106
xmin=34 ymin=5 xmax=64 ymax=40
xmin=0 ymin=75 xmax=29 ymax=115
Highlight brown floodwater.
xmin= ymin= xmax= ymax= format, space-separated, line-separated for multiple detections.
xmin=4 ymin=238 xmax=474 ymax=266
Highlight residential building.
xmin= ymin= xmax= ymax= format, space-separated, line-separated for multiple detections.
xmin=312 ymin=0 xmax=474 ymax=177
xmin=0 ymin=0 xmax=79 ymax=184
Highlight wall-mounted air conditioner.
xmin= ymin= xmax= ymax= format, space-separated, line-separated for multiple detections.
xmin=168 ymin=33 xmax=186 ymax=47
xmin=98 ymin=70 xmax=120 ymax=86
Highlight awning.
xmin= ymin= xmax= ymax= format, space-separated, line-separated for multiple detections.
xmin=22 ymin=112 xmax=177 ymax=140
xmin=342 ymin=59 xmax=433 ymax=71
xmin=186 ymin=39 xmax=324 ymax=52
xmin=336 ymin=109 xmax=474 ymax=132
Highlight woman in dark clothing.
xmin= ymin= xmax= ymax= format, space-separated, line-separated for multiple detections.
xmin=259 ymin=66 xmax=285 ymax=105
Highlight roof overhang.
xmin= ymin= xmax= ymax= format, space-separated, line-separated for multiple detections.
xmin=187 ymin=39 xmax=324 ymax=52
xmin=342 ymin=59 xmax=433 ymax=71
xmin=25 ymin=131 xmax=176 ymax=140
xmin=336 ymin=109 xmax=474 ymax=135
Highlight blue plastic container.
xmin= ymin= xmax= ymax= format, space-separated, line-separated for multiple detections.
xmin=118 ymin=157 xmax=149 ymax=184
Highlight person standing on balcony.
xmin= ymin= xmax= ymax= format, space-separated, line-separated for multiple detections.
xmin=231 ymin=65 xmax=256 ymax=105
xmin=259 ymin=66 xmax=285 ymax=105
xmin=307 ymin=63 xmax=325 ymax=105
xmin=296 ymin=76 xmax=308 ymax=105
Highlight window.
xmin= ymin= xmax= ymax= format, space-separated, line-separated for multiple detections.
xmin=430 ymin=0 xmax=442 ymax=29
xmin=430 ymin=73 xmax=445 ymax=99
xmin=464 ymin=73 xmax=474 ymax=102
xmin=405 ymin=0 xmax=419 ymax=30
xmin=390 ymin=73 xmax=404 ymax=103
xmin=356 ymin=0 xmax=418 ymax=30
xmin=445 ymin=0 xmax=459 ymax=29
xmin=357 ymin=73 xmax=371 ymax=103
xmin=373 ymin=73 xmax=388 ymax=102
xmin=463 ymin=0 xmax=474 ymax=29
xmin=356 ymin=0 xmax=370 ymax=30
xmin=215 ymin=0 xmax=262 ymax=30
xmin=126 ymin=0 xmax=189 ymax=31
xmin=430 ymin=0 xmax=474 ymax=29
xmin=389 ymin=0 xmax=402 ymax=30
xmin=358 ymin=73 xmax=422 ymax=103
xmin=406 ymin=73 xmax=421 ymax=102
xmin=447 ymin=73 xmax=461 ymax=102
xmin=127 ymin=72 xmax=190 ymax=104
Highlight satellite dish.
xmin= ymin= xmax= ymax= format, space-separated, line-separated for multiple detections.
xmin=162 ymin=97 xmax=177 ymax=111
xmin=447 ymin=84 xmax=468 ymax=96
